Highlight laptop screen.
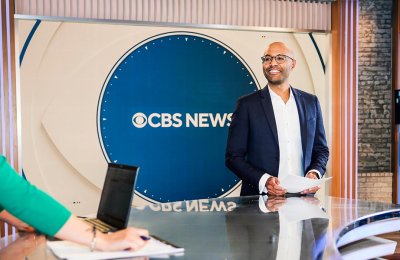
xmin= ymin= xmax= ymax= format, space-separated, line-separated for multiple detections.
xmin=97 ymin=163 xmax=139 ymax=229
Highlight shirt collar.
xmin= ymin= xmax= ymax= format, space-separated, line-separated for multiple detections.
xmin=267 ymin=85 xmax=295 ymax=102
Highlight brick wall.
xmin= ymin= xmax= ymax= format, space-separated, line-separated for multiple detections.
xmin=358 ymin=172 xmax=392 ymax=203
xmin=358 ymin=0 xmax=393 ymax=202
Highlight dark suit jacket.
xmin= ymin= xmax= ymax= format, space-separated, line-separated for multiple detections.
xmin=225 ymin=86 xmax=329 ymax=196
xmin=225 ymin=205 xmax=280 ymax=260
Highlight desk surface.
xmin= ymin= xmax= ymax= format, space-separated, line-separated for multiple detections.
xmin=2 ymin=195 xmax=400 ymax=259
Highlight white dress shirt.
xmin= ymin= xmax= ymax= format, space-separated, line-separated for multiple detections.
xmin=258 ymin=195 xmax=302 ymax=260
xmin=259 ymin=86 xmax=305 ymax=193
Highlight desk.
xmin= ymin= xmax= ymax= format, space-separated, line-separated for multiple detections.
xmin=2 ymin=195 xmax=400 ymax=259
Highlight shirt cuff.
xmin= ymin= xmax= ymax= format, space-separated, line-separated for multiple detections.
xmin=306 ymin=169 xmax=321 ymax=179
xmin=258 ymin=195 xmax=271 ymax=213
xmin=259 ymin=173 xmax=271 ymax=194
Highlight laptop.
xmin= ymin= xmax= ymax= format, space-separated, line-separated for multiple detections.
xmin=84 ymin=163 xmax=139 ymax=233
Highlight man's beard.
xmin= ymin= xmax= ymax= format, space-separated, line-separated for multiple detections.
xmin=263 ymin=69 xmax=287 ymax=85
xmin=266 ymin=75 xmax=285 ymax=85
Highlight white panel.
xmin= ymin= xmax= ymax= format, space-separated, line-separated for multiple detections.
xmin=337 ymin=218 xmax=400 ymax=247
xmin=340 ymin=236 xmax=396 ymax=260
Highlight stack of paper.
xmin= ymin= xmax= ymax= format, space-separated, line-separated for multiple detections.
xmin=47 ymin=236 xmax=184 ymax=260
xmin=279 ymin=175 xmax=332 ymax=193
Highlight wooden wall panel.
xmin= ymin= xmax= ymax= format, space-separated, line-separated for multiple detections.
xmin=14 ymin=0 xmax=332 ymax=31
xmin=331 ymin=0 xmax=358 ymax=198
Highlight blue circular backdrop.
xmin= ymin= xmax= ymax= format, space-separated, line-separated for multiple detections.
xmin=98 ymin=32 xmax=258 ymax=202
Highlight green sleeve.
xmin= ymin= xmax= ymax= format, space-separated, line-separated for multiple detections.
xmin=0 ymin=156 xmax=71 ymax=236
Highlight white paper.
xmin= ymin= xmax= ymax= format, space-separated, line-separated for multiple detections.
xmin=258 ymin=196 xmax=328 ymax=222
xmin=279 ymin=197 xmax=329 ymax=222
xmin=47 ymin=236 xmax=184 ymax=260
xmin=279 ymin=175 xmax=332 ymax=193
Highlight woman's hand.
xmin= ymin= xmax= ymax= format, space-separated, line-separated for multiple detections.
xmin=55 ymin=215 xmax=149 ymax=252
xmin=0 ymin=233 xmax=45 ymax=259
xmin=96 ymin=227 xmax=149 ymax=251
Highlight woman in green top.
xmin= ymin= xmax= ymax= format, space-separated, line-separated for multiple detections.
xmin=0 ymin=156 xmax=149 ymax=251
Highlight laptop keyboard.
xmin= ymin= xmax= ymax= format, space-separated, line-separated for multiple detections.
xmin=84 ymin=218 xmax=116 ymax=233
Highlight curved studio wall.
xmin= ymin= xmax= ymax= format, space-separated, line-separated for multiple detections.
xmin=17 ymin=18 xmax=330 ymax=215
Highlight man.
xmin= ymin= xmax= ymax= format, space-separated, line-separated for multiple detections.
xmin=225 ymin=42 xmax=329 ymax=196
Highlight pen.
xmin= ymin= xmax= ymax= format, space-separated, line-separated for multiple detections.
xmin=140 ymin=235 xmax=151 ymax=241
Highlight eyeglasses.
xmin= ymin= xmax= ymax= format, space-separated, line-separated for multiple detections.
xmin=261 ymin=54 xmax=294 ymax=64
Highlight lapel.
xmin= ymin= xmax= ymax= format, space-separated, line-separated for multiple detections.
xmin=291 ymin=87 xmax=307 ymax=166
xmin=260 ymin=86 xmax=279 ymax=146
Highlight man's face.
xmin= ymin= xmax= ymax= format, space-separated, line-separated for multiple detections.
xmin=262 ymin=43 xmax=296 ymax=86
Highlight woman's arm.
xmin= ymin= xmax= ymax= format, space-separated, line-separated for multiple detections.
xmin=0 ymin=156 xmax=149 ymax=251
xmin=0 ymin=210 xmax=35 ymax=232
xmin=0 ymin=156 xmax=71 ymax=236
xmin=55 ymin=215 xmax=149 ymax=251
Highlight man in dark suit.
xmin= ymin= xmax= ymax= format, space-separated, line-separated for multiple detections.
xmin=225 ymin=42 xmax=329 ymax=196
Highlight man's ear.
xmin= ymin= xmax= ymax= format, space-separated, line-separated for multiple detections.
xmin=291 ymin=60 xmax=297 ymax=70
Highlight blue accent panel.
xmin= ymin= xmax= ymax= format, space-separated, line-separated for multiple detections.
xmin=97 ymin=32 xmax=258 ymax=202
xmin=308 ymin=33 xmax=325 ymax=74
xmin=19 ymin=19 xmax=41 ymax=66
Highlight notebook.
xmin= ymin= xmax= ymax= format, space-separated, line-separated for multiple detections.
xmin=84 ymin=163 xmax=139 ymax=233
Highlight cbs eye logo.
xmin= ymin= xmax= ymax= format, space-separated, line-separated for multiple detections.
xmin=131 ymin=112 xmax=183 ymax=128
xmin=131 ymin=113 xmax=147 ymax=128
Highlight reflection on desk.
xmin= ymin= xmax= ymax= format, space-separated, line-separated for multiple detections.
xmin=226 ymin=196 xmax=329 ymax=260
xmin=131 ymin=195 xmax=400 ymax=259
xmin=3 ymin=195 xmax=400 ymax=259
xmin=0 ymin=233 xmax=45 ymax=260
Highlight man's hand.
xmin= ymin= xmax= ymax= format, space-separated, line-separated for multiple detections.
xmin=305 ymin=171 xmax=319 ymax=179
xmin=301 ymin=172 xmax=320 ymax=194
xmin=266 ymin=196 xmax=287 ymax=212
xmin=266 ymin=177 xmax=287 ymax=196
